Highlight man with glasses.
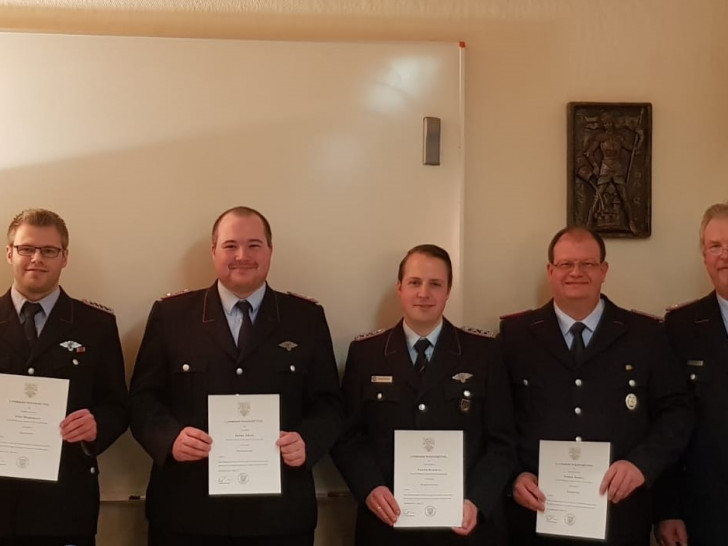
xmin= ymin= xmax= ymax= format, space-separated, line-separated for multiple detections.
xmin=654 ymin=202 xmax=728 ymax=546
xmin=499 ymin=226 xmax=692 ymax=545
xmin=129 ymin=206 xmax=342 ymax=546
xmin=0 ymin=209 xmax=128 ymax=546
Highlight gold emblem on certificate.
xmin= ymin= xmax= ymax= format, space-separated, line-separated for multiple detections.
xmin=625 ymin=393 xmax=638 ymax=410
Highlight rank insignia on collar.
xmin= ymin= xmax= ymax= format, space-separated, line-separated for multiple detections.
xmin=452 ymin=372 xmax=473 ymax=383
xmin=60 ymin=340 xmax=84 ymax=352
xmin=279 ymin=341 xmax=298 ymax=352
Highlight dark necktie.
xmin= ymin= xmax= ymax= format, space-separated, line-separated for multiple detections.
xmin=413 ymin=338 xmax=431 ymax=374
xmin=21 ymin=302 xmax=43 ymax=347
xmin=235 ymin=300 xmax=253 ymax=354
xmin=569 ymin=321 xmax=587 ymax=366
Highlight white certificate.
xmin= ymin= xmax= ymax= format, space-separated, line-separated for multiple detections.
xmin=208 ymin=394 xmax=281 ymax=496
xmin=0 ymin=373 xmax=69 ymax=481
xmin=393 ymin=429 xmax=463 ymax=528
xmin=537 ymin=440 xmax=611 ymax=540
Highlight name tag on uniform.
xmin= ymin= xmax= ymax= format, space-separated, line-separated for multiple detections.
xmin=371 ymin=376 xmax=393 ymax=383
xmin=687 ymin=360 xmax=704 ymax=367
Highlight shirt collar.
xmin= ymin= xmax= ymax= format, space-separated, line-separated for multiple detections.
xmin=402 ymin=319 xmax=444 ymax=350
xmin=716 ymin=292 xmax=728 ymax=329
xmin=10 ymin=285 xmax=61 ymax=318
xmin=217 ymin=281 xmax=267 ymax=317
xmin=553 ymin=297 xmax=605 ymax=337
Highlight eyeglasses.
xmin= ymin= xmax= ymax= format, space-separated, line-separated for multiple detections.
xmin=552 ymin=261 xmax=602 ymax=272
xmin=12 ymin=245 xmax=64 ymax=258
xmin=704 ymin=244 xmax=728 ymax=257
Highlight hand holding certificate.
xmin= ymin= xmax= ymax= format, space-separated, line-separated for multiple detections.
xmin=208 ymin=394 xmax=281 ymax=496
xmin=536 ymin=440 xmax=611 ymax=540
xmin=0 ymin=373 xmax=69 ymax=481
xmin=393 ymin=429 xmax=463 ymax=528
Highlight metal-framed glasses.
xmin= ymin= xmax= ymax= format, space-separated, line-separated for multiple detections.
xmin=704 ymin=244 xmax=728 ymax=257
xmin=552 ymin=261 xmax=601 ymax=272
xmin=13 ymin=245 xmax=64 ymax=258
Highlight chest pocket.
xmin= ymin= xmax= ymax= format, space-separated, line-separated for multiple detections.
xmin=443 ymin=380 xmax=485 ymax=415
xmin=685 ymin=359 xmax=711 ymax=396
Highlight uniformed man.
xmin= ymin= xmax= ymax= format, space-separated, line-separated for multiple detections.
xmin=332 ymin=244 xmax=516 ymax=545
xmin=129 ymin=206 xmax=343 ymax=546
xmin=0 ymin=209 xmax=128 ymax=546
xmin=499 ymin=226 xmax=692 ymax=546
xmin=653 ymin=202 xmax=728 ymax=546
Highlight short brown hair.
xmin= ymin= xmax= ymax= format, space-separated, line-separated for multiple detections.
xmin=7 ymin=209 xmax=69 ymax=249
xmin=547 ymin=226 xmax=606 ymax=263
xmin=211 ymin=206 xmax=272 ymax=247
xmin=699 ymin=202 xmax=728 ymax=249
xmin=398 ymin=244 xmax=453 ymax=288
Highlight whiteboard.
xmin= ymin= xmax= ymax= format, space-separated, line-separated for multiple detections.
xmin=0 ymin=33 xmax=464 ymax=498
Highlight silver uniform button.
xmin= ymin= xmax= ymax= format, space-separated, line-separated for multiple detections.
xmin=574 ymin=407 xmax=582 ymax=415
xmin=236 ymin=368 xmax=243 ymax=376
xmin=182 ymin=363 xmax=190 ymax=372
xmin=690 ymin=373 xmax=696 ymax=381
xmin=522 ymin=379 xmax=529 ymax=386
xmin=72 ymin=358 xmax=79 ymax=366
xmin=628 ymin=379 xmax=636 ymax=387
xmin=376 ymin=392 xmax=383 ymax=401
xmin=289 ymin=364 xmax=296 ymax=373
xmin=27 ymin=367 xmax=35 ymax=375
xmin=574 ymin=378 xmax=583 ymax=387
xmin=463 ymin=390 xmax=471 ymax=398
xmin=575 ymin=436 xmax=582 ymax=442
xmin=90 ymin=467 xmax=96 ymax=474
xmin=418 ymin=403 xmax=426 ymax=412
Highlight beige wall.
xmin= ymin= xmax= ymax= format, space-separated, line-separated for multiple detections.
xmin=2 ymin=0 xmax=727 ymax=328
xmin=2 ymin=1 xmax=726 ymax=544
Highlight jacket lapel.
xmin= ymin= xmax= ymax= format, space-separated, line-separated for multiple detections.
xmin=529 ymin=302 xmax=574 ymax=369
xmin=239 ymin=286 xmax=278 ymax=362
xmin=692 ymin=293 xmax=728 ymax=363
xmin=0 ymin=289 xmax=29 ymax=362
xmin=27 ymin=288 xmax=74 ymax=366
xmin=384 ymin=321 xmax=420 ymax=392
xmin=201 ymin=283 xmax=238 ymax=361
xmin=582 ymin=297 xmax=628 ymax=365
xmin=419 ymin=319 xmax=462 ymax=396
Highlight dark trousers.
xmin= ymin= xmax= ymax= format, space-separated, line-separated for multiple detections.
xmin=148 ymin=527 xmax=314 ymax=546
xmin=0 ymin=538 xmax=95 ymax=546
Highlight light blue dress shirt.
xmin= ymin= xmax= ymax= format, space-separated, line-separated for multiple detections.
xmin=402 ymin=320 xmax=443 ymax=365
xmin=554 ymin=298 xmax=605 ymax=349
xmin=11 ymin=285 xmax=61 ymax=335
xmin=217 ymin=281 xmax=266 ymax=345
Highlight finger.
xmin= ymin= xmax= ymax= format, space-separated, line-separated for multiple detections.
xmin=600 ymin=466 xmax=615 ymax=495
xmin=185 ymin=428 xmax=213 ymax=445
xmin=278 ymin=432 xmax=303 ymax=448
xmin=608 ymin=470 xmax=627 ymax=502
xmin=60 ymin=409 xmax=88 ymax=425
xmin=524 ymin=480 xmax=546 ymax=503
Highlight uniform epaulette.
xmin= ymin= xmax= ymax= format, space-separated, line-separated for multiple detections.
xmin=354 ymin=328 xmax=385 ymax=341
xmin=287 ymin=291 xmax=319 ymax=305
xmin=499 ymin=309 xmax=532 ymax=321
xmin=460 ymin=326 xmax=496 ymax=338
xmin=630 ymin=309 xmax=664 ymax=322
xmin=81 ymin=299 xmax=115 ymax=315
xmin=159 ymin=289 xmax=190 ymax=301
xmin=665 ymin=299 xmax=699 ymax=313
